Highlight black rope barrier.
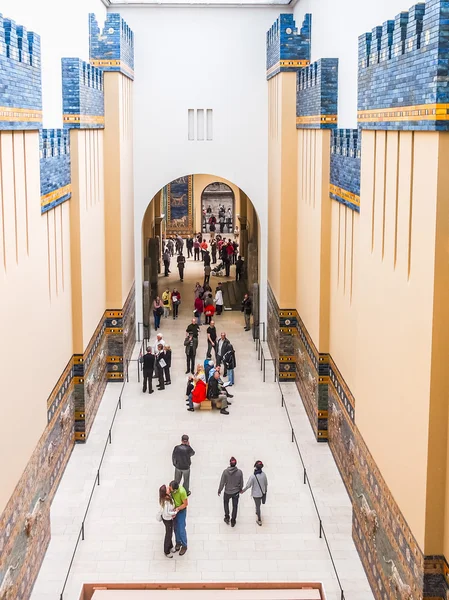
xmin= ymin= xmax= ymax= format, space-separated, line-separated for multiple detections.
xmin=252 ymin=330 xmax=346 ymax=600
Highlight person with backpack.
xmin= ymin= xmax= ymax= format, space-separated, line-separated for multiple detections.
xmin=153 ymin=296 xmax=164 ymax=331
xmin=241 ymin=293 xmax=252 ymax=331
xmin=241 ymin=460 xmax=268 ymax=526
xmin=222 ymin=340 xmax=236 ymax=386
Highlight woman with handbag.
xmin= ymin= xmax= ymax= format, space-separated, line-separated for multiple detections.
xmin=171 ymin=288 xmax=181 ymax=319
xmin=157 ymin=484 xmax=177 ymax=557
xmin=241 ymin=460 xmax=268 ymax=526
xmin=153 ymin=296 xmax=164 ymax=331
xmin=162 ymin=289 xmax=171 ymax=319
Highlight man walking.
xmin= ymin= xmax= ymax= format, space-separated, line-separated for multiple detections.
xmin=235 ymin=255 xmax=244 ymax=281
xmin=206 ymin=320 xmax=217 ymax=359
xmin=172 ymin=434 xmax=195 ymax=495
xmin=218 ymin=457 xmax=243 ymax=526
xmin=177 ymin=252 xmax=186 ymax=281
xmin=241 ymin=293 xmax=252 ymax=331
xmin=141 ymin=347 xmax=155 ymax=394
xmin=163 ymin=249 xmax=171 ymax=277
xmin=186 ymin=236 xmax=193 ymax=258
xmin=169 ymin=480 xmax=188 ymax=555
xmin=155 ymin=344 xmax=166 ymax=390
xmin=216 ymin=332 xmax=232 ymax=371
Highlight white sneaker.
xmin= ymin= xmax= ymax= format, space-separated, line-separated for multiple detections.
xmin=165 ymin=553 xmax=173 ymax=558
xmin=257 ymin=520 xmax=262 ymax=526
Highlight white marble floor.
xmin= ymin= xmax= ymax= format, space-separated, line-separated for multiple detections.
xmin=31 ymin=251 xmax=373 ymax=600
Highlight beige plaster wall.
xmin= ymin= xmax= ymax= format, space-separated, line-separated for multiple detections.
xmin=328 ymin=201 xmax=358 ymax=392
xmin=70 ymin=129 xmax=106 ymax=352
xmin=355 ymin=130 xmax=438 ymax=549
xmin=103 ymin=73 xmax=135 ymax=309
xmin=296 ymin=129 xmax=331 ymax=351
xmin=267 ymin=72 xmax=297 ymax=308
xmin=0 ymin=131 xmax=73 ymax=512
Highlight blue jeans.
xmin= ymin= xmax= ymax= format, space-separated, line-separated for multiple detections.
xmin=174 ymin=509 xmax=187 ymax=547
xmin=188 ymin=392 xmax=193 ymax=409
xmin=154 ymin=311 xmax=161 ymax=329
xmin=227 ymin=369 xmax=234 ymax=385
xmin=196 ymin=313 xmax=202 ymax=325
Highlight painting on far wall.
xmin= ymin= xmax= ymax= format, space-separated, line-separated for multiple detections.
xmin=166 ymin=175 xmax=194 ymax=236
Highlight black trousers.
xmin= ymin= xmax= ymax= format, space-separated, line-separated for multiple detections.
xmin=216 ymin=305 xmax=223 ymax=315
xmin=207 ymin=340 xmax=216 ymax=359
xmin=163 ymin=518 xmax=173 ymax=555
xmin=236 ymin=270 xmax=242 ymax=281
xmin=179 ymin=267 xmax=184 ymax=281
xmin=225 ymin=262 xmax=230 ymax=276
xmin=143 ymin=370 xmax=153 ymax=392
xmin=212 ymin=252 xmax=217 ymax=264
xmin=187 ymin=247 xmax=193 ymax=257
xmin=194 ymin=248 xmax=200 ymax=260
xmin=164 ymin=261 xmax=170 ymax=276
xmin=164 ymin=366 xmax=171 ymax=383
xmin=157 ymin=367 xmax=165 ymax=389
xmin=224 ymin=492 xmax=239 ymax=524
xmin=186 ymin=353 xmax=195 ymax=374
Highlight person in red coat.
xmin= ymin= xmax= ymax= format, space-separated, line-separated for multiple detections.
xmin=204 ymin=302 xmax=216 ymax=325
xmin=194 ymin=296 xmax=204 ymax=326
xmin=188 ymin=377 xmax=206 ymax=410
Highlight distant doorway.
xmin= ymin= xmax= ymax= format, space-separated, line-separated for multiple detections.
xmin=201 ymin=182 xmax=234 ymax=235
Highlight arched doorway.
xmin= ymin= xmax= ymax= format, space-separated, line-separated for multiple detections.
xmin=201 ymin=182 xmax=235 ymax=234
xmin=140 ymin=174 xmax=261 ymax=339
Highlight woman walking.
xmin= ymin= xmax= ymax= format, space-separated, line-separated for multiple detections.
xmin=158 ymin=485 xmax=177 ymax=557
xmin=171 ymin=288 xmax=181 ymax=319
xmin=241 ymin=460 xmax=268 ymax=526
xmin=164 ymin=345 xmax=172 ymax=385
xmin=153 ymin=296 xmax=163 ymax=331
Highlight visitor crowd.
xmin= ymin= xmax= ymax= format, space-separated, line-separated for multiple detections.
xmin=157 ymin=434 xmax=268 ymax=559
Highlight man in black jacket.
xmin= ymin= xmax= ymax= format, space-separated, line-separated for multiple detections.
xmin=242 ymin=294 xmax=252 ymax=331
xmin=216 ymin=332 xmax=231 ymax=373
xmin=177 ymin=253 xmax=186 ymax=281
xmin=172 ymin=434 xmax=195 ymax=495
xmin=141 ymin=347 xmax=155 ymax=394
xmin=155 ymin=344 xmax=166 ymax=390
xmin=184 ymin=333 xmax=198 ymax=374
xmin=207 ymin=371 xmax=230 ymax=415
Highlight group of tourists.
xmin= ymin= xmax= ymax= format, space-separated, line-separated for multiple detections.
xmin=158 ymin=435 xmax=269 ymax=558
xmin=140 ymin=332 xmax=172 ymax=392
xmin=202 ymin=204 xmax=236 ymax=235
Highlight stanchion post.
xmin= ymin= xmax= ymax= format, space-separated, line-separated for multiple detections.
xmin=263 ymin=359 xmax=266 ymax=382
xmin=126 ymin=359 xmax=129 ymax=382
xmin=108 ymin=430 xmax=112 ymax=444
xmin=81 ymin=522 xmax=85 ymax=541
xmin=97 ymin=470 xmax=100 ymax=486
xmin=319 ymin=519 xmax=323 ymax=539
xmin=291 ymin=428 xmax=294 ymax=443
xmin=274 ymin=359 xmax=277 ymax=382
xmin=303 ymin=468 xmax=307 ymax=484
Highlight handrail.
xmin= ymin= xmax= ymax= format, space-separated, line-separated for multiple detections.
xmin=251 ymin=329 xmax=345 ymax=600
xmin=59 ymin=359 xmax=130 ymax=600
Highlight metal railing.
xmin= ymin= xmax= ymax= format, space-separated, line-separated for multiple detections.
xmin=252 ymin=327 xmax=346 ymax=600
xmin=59 ymin=360 xmax=130 ymax=600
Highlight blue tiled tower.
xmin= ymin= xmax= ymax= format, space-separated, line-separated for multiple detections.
xmin=62 ymin=58 xmax=105 ymax=129
xmin=0 ymin=14 xmax=42 ymax=130
xmin=39 ymin=130 xmax=71 ymax=213
xmin=266 ymin=14 xmax=311 ymax=80
xmin=296 ymin=58 xmax=338 ymax=129
xmin=89 ymin=13 xmax=134 ymax=80
xmin=329 ymin=129 xmax=361 ymax=212
xmin=358 ymin=0 xmax=449 ymax=130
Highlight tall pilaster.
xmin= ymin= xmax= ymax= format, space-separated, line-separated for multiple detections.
xmin=266 ymin=13 xmax=311 ymax=373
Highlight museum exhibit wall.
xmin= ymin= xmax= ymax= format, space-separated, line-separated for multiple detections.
xmin=266 ymin=2 xmax=449 ymax=599
xmin=121 ymin=6 xmax=284 ymax=326
xmin=0 ymin=12 xmax=136 ymax=600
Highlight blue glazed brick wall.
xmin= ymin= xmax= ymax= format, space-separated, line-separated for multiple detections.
xmin=296 ymin=58 xmax=338 ymax=129
xmin=330 ymin=129 xmax=361 ymax=212
xmin=0 ymin=14 xmax=42 ymax=130
xmin=358 ymin=0 xmax=449 ymax=130
xmin=40 ymin=129 xmax=71 ymax=213
xmin=266 ymin=14 xmax=311 ymax=80
xmin=89 ymin=13 xmax=134 ymax=80
xmin=62 ymin=58 xmax=104 ymax=129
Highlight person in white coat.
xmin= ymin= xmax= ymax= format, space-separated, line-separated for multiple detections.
xmin=158 ymin=484 xmax=177 ymax=557
xmin=215 ymin=285 xmax=224 ymax=316
xmin=241 ymin=460 xmax=268 ymax=526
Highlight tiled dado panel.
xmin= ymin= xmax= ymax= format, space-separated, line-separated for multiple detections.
xmin=123 ymin=282 xmax=136 ymax=362
xmin=327 ymin=357 xmax=449 ymax=599
xmin=295 ymin=315 xmax=328 ymax=441
xmin=0 ymin=367 xmax=75 ymax=600
xmin=266 ymin=284 xmax=296 ymax=380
